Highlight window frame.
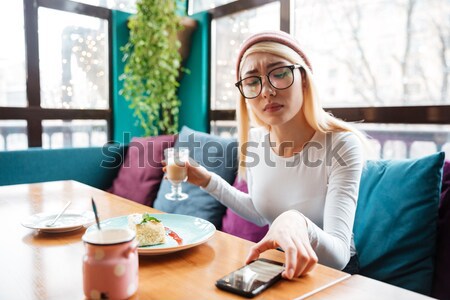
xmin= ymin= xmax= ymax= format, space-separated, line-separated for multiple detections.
xmin=0 ymin=0 xmax=113 ymax=148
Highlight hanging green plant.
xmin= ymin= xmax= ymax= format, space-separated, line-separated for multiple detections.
xmin=120 ymin=0 xmax=184 ymax=136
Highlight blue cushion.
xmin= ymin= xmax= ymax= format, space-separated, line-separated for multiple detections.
xmin=154 ymin=126 xmax=238 ymax=229
xmin=354 ymin=152 xmax=445 ymax=295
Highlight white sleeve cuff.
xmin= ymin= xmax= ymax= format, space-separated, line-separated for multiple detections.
xmin=200 ymin=172 xmax=220 ymax=193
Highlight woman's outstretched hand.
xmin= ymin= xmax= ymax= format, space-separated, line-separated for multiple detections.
xmin=245 ymin=210 xmax=318 ymax=279
xmin=162 ymin=158 xmax=212 ymax=188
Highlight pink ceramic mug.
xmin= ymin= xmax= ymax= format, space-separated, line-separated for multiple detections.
xmin=82 ymin=228 xmax=139 ymax=300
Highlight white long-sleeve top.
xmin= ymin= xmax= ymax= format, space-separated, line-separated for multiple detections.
xmin=202 ymin=127 xmax=364 ymax=270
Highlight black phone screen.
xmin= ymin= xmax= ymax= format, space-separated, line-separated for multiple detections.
xmin=216 ymin=259 xmax=285 ymax=297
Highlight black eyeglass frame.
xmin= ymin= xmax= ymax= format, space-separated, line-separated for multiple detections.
xmin=235 ymin=64 xmax=303 ymax=99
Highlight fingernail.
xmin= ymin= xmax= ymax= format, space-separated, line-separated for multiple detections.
xmin=288 ymin=268 xmax=294 ymax=278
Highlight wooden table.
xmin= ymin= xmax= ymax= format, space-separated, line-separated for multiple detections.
xmin=305 ymin=275 xmax=434 ymax=300
xmin=0 ymin=180 xmax=432 ymax=300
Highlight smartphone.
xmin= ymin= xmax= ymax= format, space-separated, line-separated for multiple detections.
xmin=215 ymin=258 xmax=285 ymax=298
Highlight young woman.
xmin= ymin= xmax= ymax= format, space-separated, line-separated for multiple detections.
xmin=184 ymin=30 xmax=369 ymax=279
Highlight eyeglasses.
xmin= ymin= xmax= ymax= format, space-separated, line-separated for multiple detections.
xmin=235 ymin=64 xmax=303 ymax=99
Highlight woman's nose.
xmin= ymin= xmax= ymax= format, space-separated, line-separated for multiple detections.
xmin=260 ymin=76 xmax=275 ymax=98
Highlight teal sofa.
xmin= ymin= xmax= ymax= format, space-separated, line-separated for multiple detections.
xmin=0 ymin=146 xmax=125 ymax=190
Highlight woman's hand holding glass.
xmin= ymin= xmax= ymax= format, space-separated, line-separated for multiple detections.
xmin=164 ymin=147 xmax=190 ymax=201
xmin=184 ymin=159 xmax=212 ymax=188
xmin=162 ymin=154 xmax=212 ymax=191
xmin=245 ymin=210 xmax=318 ymax=279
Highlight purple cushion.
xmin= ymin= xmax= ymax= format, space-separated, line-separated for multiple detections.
xmin=221 ymin=177 xmax=269 ymax=242
xmin=433 ymin=160 xmax=450 ymax=299
xmin=108 ymin=135 xmax=176 ymax=206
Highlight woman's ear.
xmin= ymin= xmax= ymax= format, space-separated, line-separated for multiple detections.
xmin=300 ymin=68 xmax=307 ymax=89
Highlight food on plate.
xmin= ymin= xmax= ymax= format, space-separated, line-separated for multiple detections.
xmin=128 ymin=213 xmax=166 ymax=246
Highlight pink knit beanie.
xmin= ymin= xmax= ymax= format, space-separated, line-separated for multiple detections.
xmin=235 ymin=30 xmax=312 ymax=80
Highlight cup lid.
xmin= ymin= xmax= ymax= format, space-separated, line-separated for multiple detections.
xmin=82 ymin=228 xmax=135 ymax=245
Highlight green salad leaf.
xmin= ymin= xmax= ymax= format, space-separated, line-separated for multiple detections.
xmin=140 ymin=213 xmax=161 ymax=225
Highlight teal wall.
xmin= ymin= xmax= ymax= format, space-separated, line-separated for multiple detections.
xmin=111 ymin=10 xmax=144 ymax=144
xmin=178 ymin=11 xmax=211 ymax=133
xmin=110 ymin=10 xmax=211 ymax=142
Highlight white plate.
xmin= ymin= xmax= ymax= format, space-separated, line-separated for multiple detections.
xmin=21 ymin=210 xmax=95 ymax=233
xmin=85 ymin=213 xmax=216 ymax=255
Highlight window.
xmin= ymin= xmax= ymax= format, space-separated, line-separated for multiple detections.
xmin=293 ymin=0 xmax=450 ymax=108
xmin=0 ymin=120 xmax=27 ymax=150
xmin=189 ymin=0 xmax=238 ymax=15
xmin=38 ymin=7 xmax=109 ymax=110
xmin=0 ymin=2 xmax=27 ymax=149
xmin=0 ymin=0 xmax=115 ymax=150
xmin=196 ymin=0 xmax=450 ymax=159
xmin=74 ymin=0 xmax=137 ymax=13
xmin=204 ymin=0 xmax=290 ymax=137
xmin=211 ymin=1 xmax=281 ymax=111
xmin=0 ymin=1 xmax=27 ymax=108
xmin=354 ymin=123 xmax=450 ymax=159
xmin=294 ymin=0 xmax=450 ymax=158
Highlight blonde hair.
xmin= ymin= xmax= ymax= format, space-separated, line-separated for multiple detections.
xmin=237 ymin=42 xmax=372 ymax=178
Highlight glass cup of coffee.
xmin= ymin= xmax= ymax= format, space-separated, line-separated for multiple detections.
xmin=164 ymin=147 xmax=189 ymax=201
